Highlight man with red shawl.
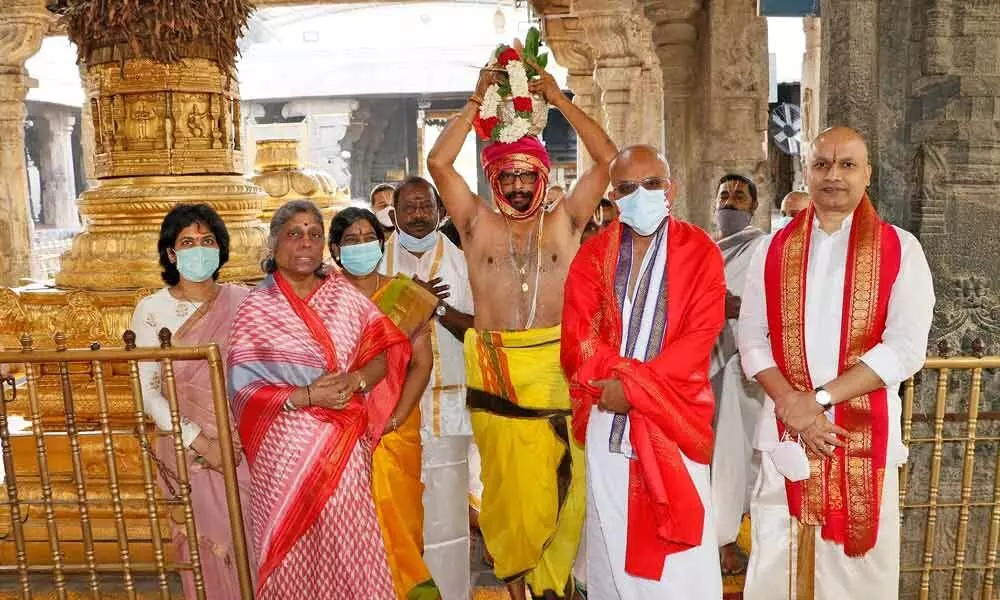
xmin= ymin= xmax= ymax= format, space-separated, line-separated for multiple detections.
xmin=561 ymin=145 xmax=727 ymax=598
xmin=427 ymin=58 xmax=616 ymax=599
xmin=738 ymin=127 xmax=934 ymax=599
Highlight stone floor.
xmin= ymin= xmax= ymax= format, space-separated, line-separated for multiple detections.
xmin=469 ymin=521 xmax=749 ymax=599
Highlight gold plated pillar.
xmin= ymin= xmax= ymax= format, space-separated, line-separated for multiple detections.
xmin=56 ymin=55 xmax=267 ymax=290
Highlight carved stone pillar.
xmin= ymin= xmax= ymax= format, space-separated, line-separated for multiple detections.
xmin=801 ymin=17 xmax=822 ymax=147
xmin=698 ymin=0 xmax=770 ymax=231
xmin=574 ymin=3 xmax=664 ymax=153
xmin=0 ymin=0 xmax=51 ymax=286
xmin=541 ymin=14 xmax=602 ymax=173
xmin=646 ymin=0 xmax=701 ymax=222
xmin=37 ymin=107 xmax=80 ymax=230
xmin=819 ymin=0 xmax=878 ymax=147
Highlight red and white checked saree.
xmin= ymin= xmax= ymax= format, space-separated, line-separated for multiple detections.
xmin=227 ymin=270 xmax=411 ymax=598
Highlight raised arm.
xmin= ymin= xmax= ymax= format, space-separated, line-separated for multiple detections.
xmin=528 ymin=62 xmax=617 ymax=231
xmin=427 ymin=70 xmax=495 ymax=234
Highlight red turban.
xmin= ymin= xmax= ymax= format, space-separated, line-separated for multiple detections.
xmin=480 ymin=136 xmax=551 ymax=220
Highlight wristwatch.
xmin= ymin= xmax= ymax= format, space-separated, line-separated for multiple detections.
xmin=435 ymin=302 xmax=447 ymax=318
xmin=814 ymin=386 xmax=833 ymax=408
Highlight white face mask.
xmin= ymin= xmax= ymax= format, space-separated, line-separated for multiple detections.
xmin=616 ymin=187 xmax=670 ymax=236
xmin=375 ymin=206 xmax=395 ymax=229
xmin=770 ymin=436 xmax=811 ymax=482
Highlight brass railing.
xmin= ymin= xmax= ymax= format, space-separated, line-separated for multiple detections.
xmin=901 ymin=342 xmax=1000 ymax=600
xmin=0 ymin=330 xmax=253 ymax=600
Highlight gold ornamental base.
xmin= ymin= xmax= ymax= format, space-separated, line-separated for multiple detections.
xmin=55 ymin=174 xmax=268 ymax=291
xmin=0 ymin=176 xmax=267 ymax=572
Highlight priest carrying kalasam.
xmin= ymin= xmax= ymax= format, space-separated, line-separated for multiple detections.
xmin=426 ymin=31 xmax=617 ymax=600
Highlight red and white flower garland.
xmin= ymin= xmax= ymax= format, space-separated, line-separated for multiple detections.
xmin=473 ymin=46 xmax=548 ymax=143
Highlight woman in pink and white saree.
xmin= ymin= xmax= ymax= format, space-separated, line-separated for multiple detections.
xmin=227 ymin=201 xmax=411 ymax=599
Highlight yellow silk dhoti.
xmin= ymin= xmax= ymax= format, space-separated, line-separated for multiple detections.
xmin=464 ymin=325 xmax=585 ymax=598
xmin=371 ymin=274 xmax=439 ymax=600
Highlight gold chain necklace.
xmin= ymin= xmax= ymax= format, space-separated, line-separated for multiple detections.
xmin=504 ymin=212 xmax=545 ymax=328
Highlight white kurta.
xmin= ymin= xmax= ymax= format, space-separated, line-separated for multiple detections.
xmin=737 ymin=215 xmax=935 ymax=600
xmin=378 ymin=232 xmax=480 ymax=600
xmin=130 ymin=288 xmax=204 ymax=448
xmin=585 ymin=227 xmax=722 ymax=600
xmin=711 ymin=228 xmax=767 ymax=546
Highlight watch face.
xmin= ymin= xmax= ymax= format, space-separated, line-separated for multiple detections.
xmin=436 ymin=304 xmax=446 ymax=317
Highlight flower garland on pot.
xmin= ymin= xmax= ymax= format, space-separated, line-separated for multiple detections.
xmin=473 ymin=27 xmax=550 ymax=144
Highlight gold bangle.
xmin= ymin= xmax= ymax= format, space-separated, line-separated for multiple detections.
xmin=468 ymin=94 xmax=484 ymax=106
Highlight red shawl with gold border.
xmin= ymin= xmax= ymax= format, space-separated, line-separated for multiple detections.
xmin=765 ymin=194 xmax=901 ymax=556
xmin=561 ymin=218 xmax=725 ymax=580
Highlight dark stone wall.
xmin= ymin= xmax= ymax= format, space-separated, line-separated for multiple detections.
xmin=821 ymin=2 xmax=1000 ymax=597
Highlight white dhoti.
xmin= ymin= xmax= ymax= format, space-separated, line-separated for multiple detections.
xmin=737 ymin=219 xmax=934 ymax=600
xmin=743 ymin=449 xmax=900 ymax=600
xmin=581 ymin=222 xmax=722 ymax=600
xmin=585 ymin=407 xmax=722 ymax=600
xmin=710 ymin=353 xmax=764 ymax=545
xmin=380 ymin=233 xmax=482 ymax=599
xmin=422 ymin=434 xmax=476 ymax=600
xmin=711 ymin=228 xmax=766 ymax=548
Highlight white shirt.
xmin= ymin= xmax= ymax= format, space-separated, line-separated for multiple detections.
xmin=379 ymin=231 xmax=475 ymax=438
xmin=130 ymin=288 xmax=203 ymax=447
xmin=738 ymin=215 xmax=935 ymax=464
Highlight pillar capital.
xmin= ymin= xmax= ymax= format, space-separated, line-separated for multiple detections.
xmin=568 ymin=6 xmax=664 ymax=151
xmin=642 ymin=0 xmax=703 ymax=24
xmin=0 ymin=0 xmax=52 ymax=285
xmin=38 ymin=104 xmax=77 ymax=134
xmin=0 ymin=0 xmax=54 ymax=67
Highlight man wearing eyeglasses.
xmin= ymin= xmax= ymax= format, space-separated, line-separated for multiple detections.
xmin=561 ymin=145 xmax=727 ymax=599
xmin=709 ymin=173 xmax=768 ymax=578
xmin=427 ymin=64 xmax=616 ymax=600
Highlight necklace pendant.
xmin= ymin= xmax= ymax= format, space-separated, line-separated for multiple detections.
xmin=521 ymin=282 xmax=529 ymax=293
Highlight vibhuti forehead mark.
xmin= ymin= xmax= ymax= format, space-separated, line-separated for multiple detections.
xmin=720 ymin=180 xmax=745 ymax=194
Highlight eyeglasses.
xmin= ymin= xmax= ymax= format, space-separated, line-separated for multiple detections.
xmin=498 ymin=170 xmax=539 ymax=186
xmin=613 ymin=177 xmax=670 ymax=196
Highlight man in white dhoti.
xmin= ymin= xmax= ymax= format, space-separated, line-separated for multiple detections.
xmin=378 ymin=176 xmax=481 ymax=600
xmin=709 ymin=173 xmax=768 ymax=575
xmin=561 ymin=145 xmax=727 ymax=599
xmin=737 ymin=127 xmax=934 ymax=599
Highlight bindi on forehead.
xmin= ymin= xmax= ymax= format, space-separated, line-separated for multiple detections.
xmin=289 ymin=214 xmax=320 ymax=227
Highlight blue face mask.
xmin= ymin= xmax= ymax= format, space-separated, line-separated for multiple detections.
xmin=339 ymin=241 xmax=383 ymax=276
xmin=175 ymin=247 xmax=220 ymax=283
xmin=616 ymin=187 xmax=669 ymax=236
xmin=397 ymin=228 xmax=439 ymax=253
xmin=774 ymin=215 xmax=794 ymax=231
